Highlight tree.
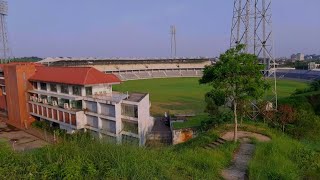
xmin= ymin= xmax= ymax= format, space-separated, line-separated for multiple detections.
xmin=277 ymin=104 xmax=296 ymax=132
xmin=200 ymin=44 xmax=270 ymax=142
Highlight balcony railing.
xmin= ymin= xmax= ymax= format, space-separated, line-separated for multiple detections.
xmin=29 ymin=100 xmax=81 ymax=113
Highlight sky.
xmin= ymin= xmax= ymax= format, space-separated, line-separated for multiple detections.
xmin=7 ymin=0 xmax=320 ymax=58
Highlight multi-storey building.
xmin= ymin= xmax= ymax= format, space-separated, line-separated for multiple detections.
xmin=1 ymin=63 xmax=154 ymax=146
xmin=291 ymin=53 xmax=305 ymax=62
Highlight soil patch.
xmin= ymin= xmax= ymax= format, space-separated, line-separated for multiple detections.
xmin=222 ymin=131 xmax=271 ymax=142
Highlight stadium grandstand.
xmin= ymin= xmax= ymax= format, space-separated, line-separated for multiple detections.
xmin=276 ymin=68 xmax=320 ymax=81
xmin=38 ymin=57 xmax=320 ymax=82
xmin=39 ymin=57 xmax=215 ymax=81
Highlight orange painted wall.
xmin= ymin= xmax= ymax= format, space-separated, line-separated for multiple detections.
xmin=3 ymin=63 xmax=37 ymax=129
xmin=0 ymin=95 xmax=7 ymax=111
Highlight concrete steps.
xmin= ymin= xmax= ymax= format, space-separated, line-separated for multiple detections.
xmin=203 ymin=137 xmax=227 ymax=150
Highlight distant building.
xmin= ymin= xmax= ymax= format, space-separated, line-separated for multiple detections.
xmin=308 ymin=62 xmax=316 ymax=70
xmin=0 ymin=63 xmax=154 ymax=146
xmin=291 ymin=53 xmax=305 ymax=62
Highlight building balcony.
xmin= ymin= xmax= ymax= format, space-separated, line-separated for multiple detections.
xmin=28 ymin=100 xmax=82 ymax=113
xmin=28 ymin=90 xmax=83 ymax=101
xmin=29 ymin=101 xmax=85 ymax=129
xmin=85 ymin=111 xmax=116 ymax=121
xmin=121 ymin=115 xmax=138 ymax=122
xmin=99 ymin=128 xmax=117 ymax=137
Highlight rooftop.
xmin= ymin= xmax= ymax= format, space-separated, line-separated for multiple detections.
xmin=125 ymin=92 xmax=148 ymax=102
xmin=38 ymin=57 xmax=214 ymax=64
xmin=29 ymin=66 xmax=121 ymax=85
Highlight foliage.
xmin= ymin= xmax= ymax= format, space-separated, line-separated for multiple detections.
xmin=277 ymin=104 xmax=296 ymax=132
xmin=10 ymin=57 xmax=42 ymax=63
xmin=0 ymin=131 xmax=238 ymax=179
xmin=261 ymin=91 xmax=320 ymax=141
xmin=295 ymin=61 xmax=309 ymax=70
xmin=288 ymin=110 xmax=320 ymax=141
xmin=31 ymin=120 xmax=67 ymax=136
xmin=294 ymin=79 xmax=320 ymax=95
xmin=200 ymin=44 xmax=270 ymax=141
xmin=200 ymin=108 xmax=233 ymax=131
xmin=204 ymin=89 xmax=226 ymax=116
xmin=249 ymin=133 xmax=320 ymax=180
xmin=310 ymin=80 xmax=320 ymax=91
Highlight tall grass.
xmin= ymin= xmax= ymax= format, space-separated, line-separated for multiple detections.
xmin=0 ymin=132 xmax=238 ymax=179
xmin=249 ymin=131 xmax=320 ymax=180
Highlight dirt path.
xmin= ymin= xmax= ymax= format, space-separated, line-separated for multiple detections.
xmin=221 ymin=131 xmax=271 ymax=142
xmin=0 ymin=120 xmax=48 ymax=152
xmin=222 ymin=143 xmax=254 ymax=180
xmin=221 ymin=131 xmax=271 ymax=180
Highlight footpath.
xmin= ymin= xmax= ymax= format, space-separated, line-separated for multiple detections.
xmin=221 ymin=131 xmax=271 ymax=180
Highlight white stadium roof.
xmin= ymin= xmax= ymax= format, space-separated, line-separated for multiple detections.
xmin=38 ymin=56 xmax=214 ymax=64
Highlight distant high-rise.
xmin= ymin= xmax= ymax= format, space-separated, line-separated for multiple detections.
xmin=0 ymin=0 xmax=10 ymax=63
xmin=291 ymin=53 xmax=305 ymax=62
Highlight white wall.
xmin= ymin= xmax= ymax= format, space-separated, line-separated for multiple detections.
xmin=137 ymin=94 xmax=153 ymax=146
xmin=92 ymin=84 xmax=112 ymax=95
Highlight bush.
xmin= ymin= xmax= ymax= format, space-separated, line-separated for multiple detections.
xmin=289 ymin=110 xmax=320 ymax=141
xmin=261 ymin=92 xmax=320 ymax=141
xmin=200 ymin=108 xmax=232 ymax=131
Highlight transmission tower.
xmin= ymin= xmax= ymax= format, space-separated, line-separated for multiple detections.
xmin=0 ymin=0 xmax=10 ymax=63
xmin=170 ymin=25 xmax=177 ymax=58
xmin=230 ymin=0 xmax=277 ymax=111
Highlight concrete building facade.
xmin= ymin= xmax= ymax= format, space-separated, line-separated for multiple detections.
xmin=291 ymin=53 xmax=305 ymax=61
xmin=1 ymin=63 xmax=154 ymax=146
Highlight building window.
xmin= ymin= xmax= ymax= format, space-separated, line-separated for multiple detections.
xmin=101 ymin=134 xmax=117 ymax=144
xmin=51 ymin=97 xmax=58 ymax=105
xmin=59 ymin=98 xmax=70 ymax=108
xmin=32 ymin=82 xmax=38 ymax=89
xmin=122 ymin=134 xmax=139 ymax=145
xmin=121 ymin=104 xmax=138 ymax=118
xmin=40 ymin=95 xmax=47 ymax=102
xmin=73 ymin=86 xmax=81 ymax=96
xmin=85 ymin=87 xmax=92 ymax=96
xmin=71 ymin=100 xmax=82 ymax=110
xmin=61 ymin=84 xmax=69 ymax=94
xmin=122 ymin=120 xmax=138 ymax=134
xmin=40 ymin=82 xmax=47 ymax=91
xmin=50 ymin=84 xmax=57 ymax=92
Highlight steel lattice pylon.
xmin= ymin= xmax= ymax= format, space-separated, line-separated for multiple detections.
xmin=230 ymin=0 xmax=278 ymax=112
xmin=0 ymin=0 xmax=10 ymax=63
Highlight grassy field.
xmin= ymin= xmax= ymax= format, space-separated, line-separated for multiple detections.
xmin=114 ymin=78 xmax=308 ymax=115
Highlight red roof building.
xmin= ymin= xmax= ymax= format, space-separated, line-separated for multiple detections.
xmin=29 ymin=66 xmax=121 ymax=85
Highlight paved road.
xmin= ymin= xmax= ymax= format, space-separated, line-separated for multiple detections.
xmin=0 ymin=120 xmax=48 ymax=152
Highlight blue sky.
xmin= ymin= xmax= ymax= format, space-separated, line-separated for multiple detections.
xmin=8 ymin=0 xmax=320 ymax=58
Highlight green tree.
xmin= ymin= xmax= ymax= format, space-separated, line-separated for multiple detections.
xmin=200 ymin=44 xmax=270 ymax=142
